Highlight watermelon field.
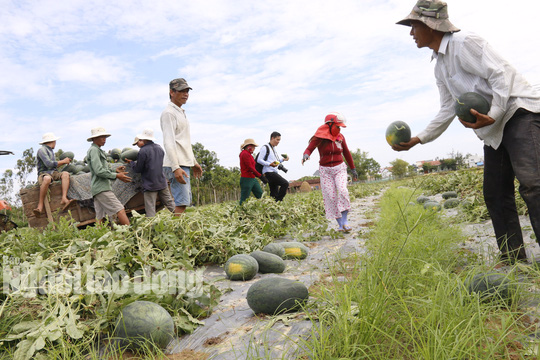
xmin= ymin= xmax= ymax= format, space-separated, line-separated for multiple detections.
xmin=1 ymin=168 xmax=540 ymax=359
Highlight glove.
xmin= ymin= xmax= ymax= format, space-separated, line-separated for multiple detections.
xmin=259 ymin=174 xmax=269 ymax=184
xmin=351 ymin=168 xmax=358 ymax=179
xmin=302 ymin=154 xmax=309 ymax=164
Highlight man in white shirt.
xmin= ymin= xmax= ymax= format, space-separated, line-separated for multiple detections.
xmin=257 ymin=131 xmax=290 ymax=201
xmin=160 ymin=78 xmax=203 ymax=215
xmin=394 ymin=0 xmax=540 ymax=264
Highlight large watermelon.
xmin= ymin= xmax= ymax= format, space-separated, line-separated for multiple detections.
xmin=114 ymin=300 xmax=175 ymax=350
xmin=385 ymin=121 xmax=411 ymax=147
xmin=280 ymin=242 xmax=309 ymax=260
xmin=59 ymin=151 xmax=75 ymax=161
xmin=224 ymin=254 xmax=259 ymax=281
xmin=250 ymin=250 xmax=286 ymax=274
xmin=455 ymin=92 xmax=490 ymax=123
xmin=120 ymin=149 xmax=139 ymax=162
xmin=246 ymin=277 xmax=309 ymax=315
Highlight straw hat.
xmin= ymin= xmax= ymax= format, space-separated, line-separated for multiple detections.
xmin=136 ymin=128 xmax=156 ymax=142
xmin=240 ymin=138 xmax=258 ymax=150
xmin=87 ymin=127 xmax=111 ymax=142
xmin=39 ymin=132 xmax=61 ymax=144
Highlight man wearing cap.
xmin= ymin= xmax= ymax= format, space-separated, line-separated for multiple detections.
xmin=33 ymin=132 xmax=74 ymax=216
xmin=160 ymin=78 xmax=203 ymax=215
xmin=126 ymin=129 xmax=175 ymax=217
xmin=394 ymin=0 xmax=540 ymax=264
xmin=86 ymin=127 xmax=132 ymax=225
xmin=257 ymin=131 xmax=290 ymax=201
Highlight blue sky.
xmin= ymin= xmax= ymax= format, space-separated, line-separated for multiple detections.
xmin=1 ymin=0 xmax=539 ymax=184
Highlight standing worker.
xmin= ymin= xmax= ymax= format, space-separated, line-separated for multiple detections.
xmin=302 ymin=112 xmax=357 ymax=232
xmin=394 ymin=0 xmax=540 ymax=264
xmin=160 ymin=78 xmax=203 ymax=215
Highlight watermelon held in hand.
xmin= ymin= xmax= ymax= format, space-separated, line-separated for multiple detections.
xmin=59 ymin=151 xmax=75 ymax=161
xmin=385 ymin=121 xmax=411 ymax=146
xmin=455 ymin=92 xmax=490 ymax=123
xmin=114 ymin=300 xmax=175 ymax=350
xmin=224 ymin=254 xmax=259 ymax=281
xmin=120 ymin=149 xmax=139 ymax=162
xmin=246 ymin=277 xmax=309 ymax=315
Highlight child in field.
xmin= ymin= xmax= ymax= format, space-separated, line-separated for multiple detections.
xmin=126 ymin=129 xmax=175 ymax=217
xmin=86 ymin=127 xmax=132 ymax=225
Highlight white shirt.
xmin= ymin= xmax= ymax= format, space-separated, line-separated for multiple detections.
xmin=160 ymin=102 xmax=197 ymax=171
xmin=257 ymin=143 xmax=283 ymax=174
xmin=417 ymin=31 xmax=540 ymax=149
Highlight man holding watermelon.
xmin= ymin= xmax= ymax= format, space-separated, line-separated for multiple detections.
xmin=394 ymin=0 xmax=540 ymax=264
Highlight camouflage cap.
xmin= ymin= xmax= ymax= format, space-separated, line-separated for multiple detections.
xmin=169 ymin=78 xmax=192 ymax=92
xmin=397 ymin=0 xmax=460 ymax=33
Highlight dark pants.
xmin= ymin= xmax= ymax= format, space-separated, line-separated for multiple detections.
xmin=483 ymin=109 xmax=540 ymax=261
xmin=239 ymin=177 xmax=263 ymax=204
xmin=264 ymin=171 xmax=289 ymax=201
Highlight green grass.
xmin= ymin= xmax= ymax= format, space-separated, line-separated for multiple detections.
xmin=300 ymin=186 xmax=537 ymax=360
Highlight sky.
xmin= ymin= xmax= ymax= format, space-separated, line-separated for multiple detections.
xmin=1 ymin=0 xmax=540 ymax=185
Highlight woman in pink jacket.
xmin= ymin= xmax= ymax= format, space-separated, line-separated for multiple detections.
xmin=302 ymin=112 xmax=357 ymax=232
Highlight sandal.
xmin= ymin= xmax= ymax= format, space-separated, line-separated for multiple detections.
xmin=342 ymin=225 xmax=352 ymax=233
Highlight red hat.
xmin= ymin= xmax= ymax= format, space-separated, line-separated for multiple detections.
xmin=324 ymin=112 xmax=347 ymax=127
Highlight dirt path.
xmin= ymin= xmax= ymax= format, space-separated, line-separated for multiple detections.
xmin=167 ymin=193 xmax=382 ymax=359
xmin=166 ymin=191 xmax=540 ymax=359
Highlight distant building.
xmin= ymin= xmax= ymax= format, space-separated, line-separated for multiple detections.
xmin=464 ymin=154 xmax=484 ymax=168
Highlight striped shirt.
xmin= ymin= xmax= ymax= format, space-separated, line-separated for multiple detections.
xmin=36 ymin=145 xmax=58 ymax=175
xmin=417 ymin=31 xmax=540 ymax=149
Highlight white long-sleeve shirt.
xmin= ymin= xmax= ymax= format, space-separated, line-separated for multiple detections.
xmin=160 ymin=102 xmax=197 ymax=171
xmin=417 ymin=31 xmax=540 ymax=149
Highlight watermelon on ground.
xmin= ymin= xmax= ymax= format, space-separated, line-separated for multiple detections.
xmin=114 ymin=300 xmax=175 ymax=350
xmin=224 ymin=254 xmax=259 ymax=281
xmin=246 ymin=277 xmax=309 ymax=315
xmin=385 ymin=121 xmax=411 ymax=146
xmin=455 ymin=92 xmax=490 ymax=123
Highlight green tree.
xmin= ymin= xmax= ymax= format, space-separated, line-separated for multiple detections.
xmin=390 ymin=159 xmax=409 ymax=178
xmin=0 ymin=169 xmax=15 ymax=204
xmin=349 ymin=149 xmax=381 ymax=180
xmin=16 ymin=148 xmax=36 ymax=189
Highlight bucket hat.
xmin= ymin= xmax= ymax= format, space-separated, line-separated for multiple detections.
xmin=39 ymin=132 xmax=61 ymax=144
xmin=132 ymin=136 xmax=140 ymax=146
xmin=324 ymin=112 xmax=347 ymax=127
xmin=136 ymin=128 xmax=156 ymax=142
xmin=397 ymin=0 xmax=460 ymax=33
xmin=169 ymin=78 xmax=192 ymax=92
xmin=87 ymin=127 xmax=111 ymax=142
xmin=240 ymin=138 xmax=259 ymax=150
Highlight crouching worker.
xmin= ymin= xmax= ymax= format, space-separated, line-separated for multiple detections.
xmin=239 ymin=138 xmax=268 ymax=205
xmin=86 ymin=127 xmax=132 ymax=225
xmin=126 ymin=129 xmax=175 ymax=217
xmin=34 ymin=132 xmax=74 ymax=216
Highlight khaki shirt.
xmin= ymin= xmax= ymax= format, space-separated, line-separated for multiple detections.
xmin=86 ymin=143 xmax=117 ymax=197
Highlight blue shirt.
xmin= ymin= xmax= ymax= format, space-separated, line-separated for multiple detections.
xmin=130 ymin=142 xmax=168 ymax=192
